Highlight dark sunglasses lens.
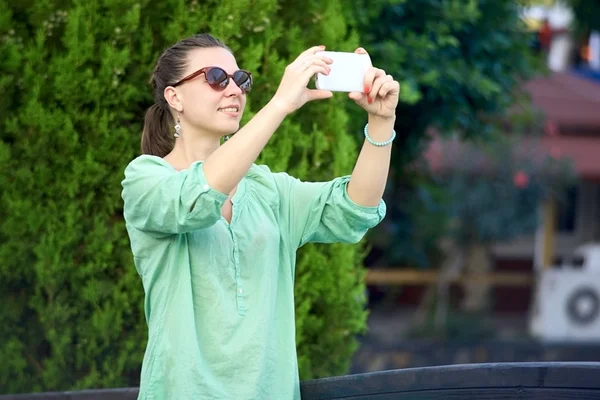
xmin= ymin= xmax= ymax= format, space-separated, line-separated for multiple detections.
xmin=205 ymin=68 xmax=229 ymax=90
xmin=233 ymin=71 xmax=252 ymax=92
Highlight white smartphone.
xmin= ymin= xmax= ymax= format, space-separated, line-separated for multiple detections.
xmin=315 ymin=51 xmax=372 ymax=92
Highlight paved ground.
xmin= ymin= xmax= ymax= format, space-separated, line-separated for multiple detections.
xmin=350 ymin=304 xmax=600 ymax=374
xmin=363 ymin=301 xmax=530 ymax=344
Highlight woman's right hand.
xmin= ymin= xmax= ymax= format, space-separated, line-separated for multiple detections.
xmin=270 ymin=46 xmax=334 ymax=115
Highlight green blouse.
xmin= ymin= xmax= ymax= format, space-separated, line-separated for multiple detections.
xmin=121 ymin=155 xmax=386 ymax=399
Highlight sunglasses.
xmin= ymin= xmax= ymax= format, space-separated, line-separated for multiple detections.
xmin=172 ymin=66 xmax=252 ymax=93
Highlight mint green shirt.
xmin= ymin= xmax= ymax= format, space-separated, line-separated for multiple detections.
xmin=121 ymin=155 xmax=386 ymax=400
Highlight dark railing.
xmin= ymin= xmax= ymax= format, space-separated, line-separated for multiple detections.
xmin=2 ymin=362 xmax=600 ymax=399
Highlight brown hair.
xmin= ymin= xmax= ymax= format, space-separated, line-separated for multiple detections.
xmin=141 ymin=33 xmax=232 ymax=157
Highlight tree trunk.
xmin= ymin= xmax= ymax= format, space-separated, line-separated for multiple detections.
xmin=460 ymin=243 xmax=492 ymax=313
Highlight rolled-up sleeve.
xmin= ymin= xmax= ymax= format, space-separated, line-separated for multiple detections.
xmin=121 ymin=155 xmax=228 ymax=238
xmin=273 ymin=173 xmax=386 ymax=248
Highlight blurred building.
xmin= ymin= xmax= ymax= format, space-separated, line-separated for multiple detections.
xmin=355 ymin=2 xmax=600 ymax=373
xmin=493 ymin=2 xmax=600 ymax=314
xmin=493 ymin=69 xmax=600 ymax=314
xmin=407 ymin=3 xmax=600 ymax=318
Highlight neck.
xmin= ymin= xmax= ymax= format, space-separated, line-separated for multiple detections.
xmin=167 ymin=129 xmax=223 ymax=170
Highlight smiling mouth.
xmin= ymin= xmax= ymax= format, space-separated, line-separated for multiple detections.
xmin=218 ymin=107 xmax=239 ymax=113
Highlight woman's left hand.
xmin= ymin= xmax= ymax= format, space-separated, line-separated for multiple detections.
xmin=349 ymin=48 xmax=400 ymax=119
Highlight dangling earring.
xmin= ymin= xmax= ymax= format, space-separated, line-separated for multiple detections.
xmin=224 ymin=135 xmax=231 ymax=142
xmin=174 ymin=115 xmax=182 ymax=138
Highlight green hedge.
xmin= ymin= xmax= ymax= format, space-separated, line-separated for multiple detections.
xmin=0 ymin=0 xmax=369 ymax=393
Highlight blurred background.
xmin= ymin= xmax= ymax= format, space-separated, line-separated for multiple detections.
xmin=357 ymin=0 xmax=600 ymax=374
xmin=1 ymin=0 xmax=600 ymax=395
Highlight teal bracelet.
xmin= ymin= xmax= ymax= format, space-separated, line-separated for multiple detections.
xmin=364 ymin=123 xmax=396 ymax=147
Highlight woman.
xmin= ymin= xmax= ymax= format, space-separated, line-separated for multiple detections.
xmin=121 ymin=33 xmax=398 ymax=400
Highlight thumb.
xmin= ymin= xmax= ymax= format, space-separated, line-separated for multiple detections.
xmin=349 ymin=91 xmax=366 ymax=104
xmin=307 ymin=89 xmax=333 ymax=101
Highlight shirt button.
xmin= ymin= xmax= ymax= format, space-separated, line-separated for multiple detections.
xmin=238 ymin=288 xmax=243 ymax=294
xmin=202 ymin=184 xmax=209 ymax=190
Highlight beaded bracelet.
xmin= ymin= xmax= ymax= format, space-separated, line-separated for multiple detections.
xmin=364 ymin=123 xmax=396 ymax=147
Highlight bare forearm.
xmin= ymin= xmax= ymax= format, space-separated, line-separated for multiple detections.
xmin=202 ymin=100 xmax=287 ymax=194
xmin=202 ymin=45 xmax=333 ymax=195
xmin=347 ymin=116 xmax=395 ymax=206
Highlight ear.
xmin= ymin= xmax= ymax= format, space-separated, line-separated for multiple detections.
xmin=164 ymin=86 xmax=183 ymax=112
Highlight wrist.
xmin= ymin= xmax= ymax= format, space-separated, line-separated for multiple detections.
xmin=368 ymin=114 xmax=396 ymax=126
xmin=267 ymin=96 xmax=293 ymax=118
xmin=364 ymin=122 xmax=396 ymax=147
xmin=366 ymin=115 xmax=396 ymax=140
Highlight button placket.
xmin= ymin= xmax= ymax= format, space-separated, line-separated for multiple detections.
xmin=224 ymin=180 xmax=247 ymax=316
xmin=228 ymin=225 xmax=246 ymax=316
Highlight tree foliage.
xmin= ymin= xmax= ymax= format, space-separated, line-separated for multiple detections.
xmin=0 ymin=0 xmax=367 ymax=393
xmin=425 ymin=133 xmax=577 ymax=246
xmin=568 ymin=0 xmax=600 ymax=33
xmin=348 ymin=0 xmax=543 ymax=268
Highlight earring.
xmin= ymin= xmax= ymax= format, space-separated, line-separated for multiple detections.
xmin=174 ymin=115 xmax=182 ymax=138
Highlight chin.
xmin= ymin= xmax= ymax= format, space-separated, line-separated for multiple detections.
xmin=216 ymin=122 xmax=240 ymax=137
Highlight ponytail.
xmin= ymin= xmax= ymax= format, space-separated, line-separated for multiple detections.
xmin=141 ymin=103 xmax=174 ymax=157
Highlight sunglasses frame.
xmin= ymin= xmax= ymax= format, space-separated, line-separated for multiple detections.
xmin=171 ymin=66 xmax=253 ymax=93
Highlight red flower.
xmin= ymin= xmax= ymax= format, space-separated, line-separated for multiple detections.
xmin=514 ymin=171 xmax=529 ymax=188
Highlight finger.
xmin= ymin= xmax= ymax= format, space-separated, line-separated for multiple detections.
xmin=294 ymin=57 xmax=331 ymax=73
xmin=348 ymin=91 xmax=366 ymax=104
xmin=297 ymin=45 xmax=327 ymax=60
xmin=365 ymin=69 xmax=387 ymax=102
xmin=371 ymin=74 xmax=393 ymax=100
xmin=303 ymin=64 xmax=330 ymax=80
xmin=305 ymin=53 xmax=334 ymax=63
xmin=289 ymin=47 xmax=327 ymax=70
xmin=307 ymin=89 xmax=333 ymax=101
xmin=291 ymin=55 xmax=332 ymax=74
xmin=378 ymin=80 xmax=400 ymax=98
xmin=362 ymin=67 xmax=382 ymax=95
xmin=314 ymin=54 xmax=334 ymax=65
xmin=354 ymin=47 xmax=369 ymax=55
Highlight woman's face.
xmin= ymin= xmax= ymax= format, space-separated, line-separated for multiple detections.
xmin=173 ymin=47 xmax=248 ymax=138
